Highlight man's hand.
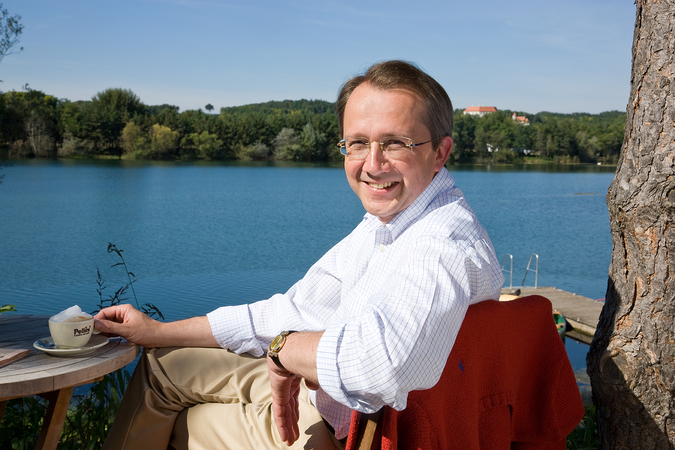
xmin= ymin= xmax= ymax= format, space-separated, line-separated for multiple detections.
xmin=267 ymin=354 xmax=302 ymax=446
xmin=266 ymin=331 xmax=323 ymax=446
xmin=94 ymin=304 xmax=161 ymax=347
xmin=94 ymin=304 xmax=219 ymax=349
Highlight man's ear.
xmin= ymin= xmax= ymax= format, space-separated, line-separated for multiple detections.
xmin=434 ymin=136 xmax=453 ymax=171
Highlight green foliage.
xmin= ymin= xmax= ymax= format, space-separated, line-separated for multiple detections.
xmin=122 ymin=123 xmax=181 ymax=160
xmin=58 ymin=369 xmax=132 ymax=449
xmin=220 ymin=99 xmax=335 ymax=116
xmin=0 ymin=369 xmax=132 ymax=449
xmin=566 ymin=406 xmax=599 ymax=450
xmin=450 ymin=109 xmax=625 ymax=164
xmin=272 ymin=127 xmax=300 ymax=160
xmin=0 ymin=395 xmax=48 ymax=449
xmin=234 ymin=141 xmax=271 ymax=161
xmin=193 ymin=131 xmax=224 ymax=160
xmin=450 ymin=112 xmax=478 ymax=163
xmin=58 ymin=101 xmax=95 ymax=157
xmin=180 ymin=130 xmax=224 ymax=160
xmin=0 ymin=89 xmax=59 ymax=157
xmin=92 ymin=89 xmax=145 ymax=118
xmin=0 ymin=81 xmax=624 ymax=164
xmin=86 ymin=88 xmax=146 ymax=154
xmin=148 ymin=124 xmax=179 ymax=159
xmin=145 ymin=104 xmax=179 ymax=116
xmin=121 ymin=121 xmax=148 ymax=156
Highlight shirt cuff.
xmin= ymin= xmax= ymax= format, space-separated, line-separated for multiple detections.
xmin=206 ymin=304 xmax=266 ymax=356
xmin=315 ymin=325 xmax=348 ymax=405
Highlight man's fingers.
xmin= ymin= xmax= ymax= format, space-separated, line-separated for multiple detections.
xmin=272 ymin=403 xmax=297 ymax=446
xmin=94 ymin=318 xmax=121 ymax=336
xmin=94 ymin=304 xmax=129 ymax=321
xmin=284 ymin=403 xmax=300 ymax=446
xmin=267 ymin=355 xmax=306 ymax=446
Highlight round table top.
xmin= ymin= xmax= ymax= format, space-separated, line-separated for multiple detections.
xmin=0 ymin=314 xmax=139 ymax=400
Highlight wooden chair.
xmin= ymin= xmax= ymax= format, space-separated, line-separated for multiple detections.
xmin=344 ymin=295 xmax=585 ymax=450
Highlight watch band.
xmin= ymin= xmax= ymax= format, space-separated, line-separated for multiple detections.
xmin=268 ymin=330 xmax=296 ymax=371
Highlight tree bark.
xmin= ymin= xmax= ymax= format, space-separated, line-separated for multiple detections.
xmin=587 ymin=1 xmax=675 ymax=449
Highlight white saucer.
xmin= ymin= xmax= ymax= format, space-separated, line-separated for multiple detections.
xmin=33 ymin=334 xmax=109 ymax=356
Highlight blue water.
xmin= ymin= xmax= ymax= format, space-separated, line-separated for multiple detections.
xmin=0 ymin=160 xmax=615 ymax=371
xmin=0 ymin=160 xmax=361 ymax=316
xmin=452 ymin=166 xmax=614 ymax=299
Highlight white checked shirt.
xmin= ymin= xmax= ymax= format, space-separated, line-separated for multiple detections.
xmin=207 ymin=167 xmax=504 ymax=439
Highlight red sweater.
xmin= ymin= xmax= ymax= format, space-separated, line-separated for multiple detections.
xmin=345 ymin=295 xmax=585 ymax=450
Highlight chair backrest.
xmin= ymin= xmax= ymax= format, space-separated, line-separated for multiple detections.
xmin=345 ymin=295 xmax=585 ymax=450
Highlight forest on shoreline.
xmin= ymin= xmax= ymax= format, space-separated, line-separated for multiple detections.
xmin=0 ymin=87 xmax=626 ymax=164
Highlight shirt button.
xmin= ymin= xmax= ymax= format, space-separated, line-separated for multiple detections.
xmin=379 ymin=244 xmax=386 ymax=252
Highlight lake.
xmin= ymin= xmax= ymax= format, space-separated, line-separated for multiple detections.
xmin=0 ymin=159 xmax=616 ymax=374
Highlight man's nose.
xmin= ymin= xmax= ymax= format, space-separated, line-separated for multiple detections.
xmin=363 ymin=142 xmax=389 ymax=172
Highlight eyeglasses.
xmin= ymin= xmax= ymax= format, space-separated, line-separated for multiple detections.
xmin=337 ymin=136 xmax=433 ymax=160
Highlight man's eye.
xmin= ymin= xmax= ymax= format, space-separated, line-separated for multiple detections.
xmin=384 ymin=140 xmax=407 ymax=150
xmin=348 ymin=140 xmax=369 ymax=148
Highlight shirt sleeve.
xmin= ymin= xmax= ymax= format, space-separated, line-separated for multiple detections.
xmin=206 ymin=235 xmax=348 ymax=355
xmin=315 ymin=228 xmax=503 ymax=414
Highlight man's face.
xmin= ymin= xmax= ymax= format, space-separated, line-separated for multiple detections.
xmin=343 ymin=83 xmax=452 ymax=223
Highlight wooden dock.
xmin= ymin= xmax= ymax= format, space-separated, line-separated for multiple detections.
xmin=500 ymin=286 xmax=604 ymax=345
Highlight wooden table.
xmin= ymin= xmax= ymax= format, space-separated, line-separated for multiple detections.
xmin=0 ymin=314 xmax=139 ymax=449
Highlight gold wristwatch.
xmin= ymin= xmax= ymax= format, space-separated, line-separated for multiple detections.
xmin=268 ymin=331 xmax=296 ymax=371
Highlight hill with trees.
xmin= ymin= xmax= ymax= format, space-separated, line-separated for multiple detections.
xmin=0 ymin=87 xmax=624 ymax=164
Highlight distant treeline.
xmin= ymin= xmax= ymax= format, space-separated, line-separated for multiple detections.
xmin=0 ymin=87 xmax=625 ymax=164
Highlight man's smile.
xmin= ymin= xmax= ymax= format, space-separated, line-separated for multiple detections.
xmin=367 ymin=181 xmax=397 ymax=190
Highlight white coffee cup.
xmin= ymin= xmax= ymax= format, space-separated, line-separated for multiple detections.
xmin=48 ymin=314 xmax=96 ymax=348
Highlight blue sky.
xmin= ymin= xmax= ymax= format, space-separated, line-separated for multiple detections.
xmin=1 ymin=0 xmax=635 ymax=114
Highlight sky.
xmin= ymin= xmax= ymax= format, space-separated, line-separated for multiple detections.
xmin=1 ymin=0 xmax=636 ymax=115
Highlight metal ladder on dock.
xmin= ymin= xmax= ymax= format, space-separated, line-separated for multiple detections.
xmin=521 ymin=253 xmax=539 ymax=288
xmin=501 ymin=253 xmax=539 ymax=289
xmin=501 ymin=254 xmax=514 ymax=289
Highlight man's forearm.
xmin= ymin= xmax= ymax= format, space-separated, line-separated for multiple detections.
xmin=95 ymin=304 xmax=220 ymax=348
xmin=156 ymin=316 xmax=220 ymax=348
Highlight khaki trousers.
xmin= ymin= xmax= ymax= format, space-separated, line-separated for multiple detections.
xmin=102 ymin=347 xmax=343 ymax=450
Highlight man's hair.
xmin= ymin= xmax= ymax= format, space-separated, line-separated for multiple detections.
xmin=336 ymin=60 xmax=453 ymax=150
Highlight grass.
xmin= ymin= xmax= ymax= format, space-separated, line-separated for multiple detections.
xmin=567 ymin=406 xmax=599 ymax=450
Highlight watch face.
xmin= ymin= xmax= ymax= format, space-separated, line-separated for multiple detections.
xmin=270 ymin=334 xmax=285 ymax=351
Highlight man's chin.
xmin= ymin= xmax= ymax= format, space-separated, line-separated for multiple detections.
xmin=363 ymin=203 xmax=401 ymax=224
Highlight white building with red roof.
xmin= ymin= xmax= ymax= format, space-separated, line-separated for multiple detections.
xmin=512 ymin=112 xmax=530 ymax=125
xmin=463 ymin=106 xmax=498 ymax=117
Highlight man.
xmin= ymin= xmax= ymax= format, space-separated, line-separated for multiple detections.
xmin=96 ymin=60 xmax=504 ymax=449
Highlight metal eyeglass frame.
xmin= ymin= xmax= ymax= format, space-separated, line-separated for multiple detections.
xmin=337 ymin=137 xmax=433 ymax=159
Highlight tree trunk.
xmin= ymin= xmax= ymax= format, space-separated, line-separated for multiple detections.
xmin=25 ymin=110 xmax=48 ymax=157
xmin=587 ymin=1 xmax=675 ymax=448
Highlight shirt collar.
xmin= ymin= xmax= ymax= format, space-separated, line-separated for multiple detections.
xmin=362 ymin=167 xmax=455 ymax=240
